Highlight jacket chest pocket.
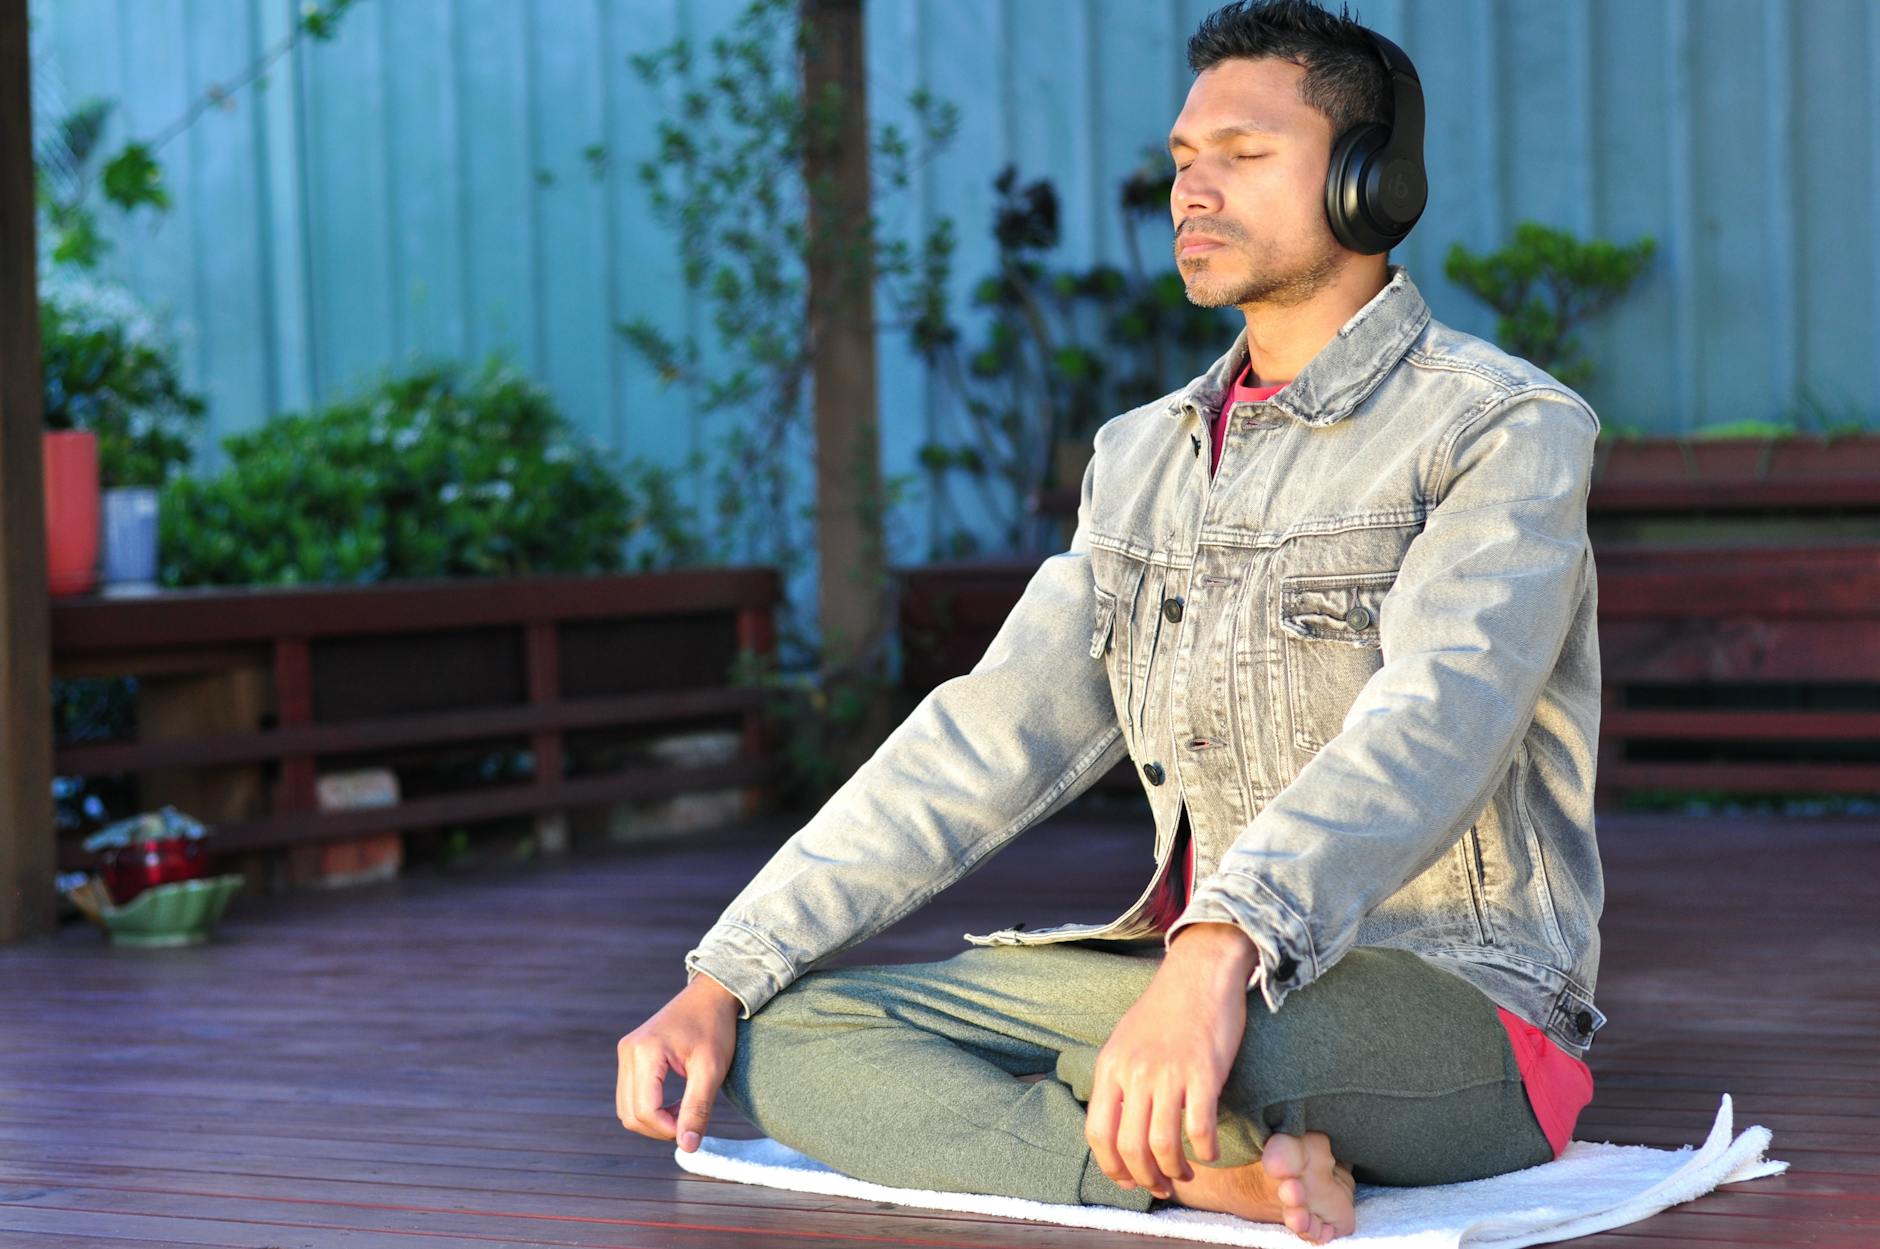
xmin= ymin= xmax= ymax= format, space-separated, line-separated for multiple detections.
xmin=1277 ymin=571 xmax=1396 ymax=754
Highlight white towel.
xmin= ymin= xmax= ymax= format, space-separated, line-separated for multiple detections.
xmin=673 ymin=1092 xmax=1785 ymax=1247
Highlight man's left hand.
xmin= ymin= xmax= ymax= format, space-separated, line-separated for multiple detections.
xmin=1084 ymin=922 xmax=1258 ymax=1197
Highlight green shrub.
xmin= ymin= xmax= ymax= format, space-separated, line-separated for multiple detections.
xmin=159 ymin=357 xmax=701 ymax=587
xmin=1444 ymin=220 xmax=1655 ymax=392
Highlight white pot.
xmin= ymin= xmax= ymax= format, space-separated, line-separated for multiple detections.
xmin=100 ymin=485 xmax=160 ymax=594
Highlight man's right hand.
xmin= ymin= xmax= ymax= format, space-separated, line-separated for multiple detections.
xmin=617 ymin=972 xmax=742 ymax=1152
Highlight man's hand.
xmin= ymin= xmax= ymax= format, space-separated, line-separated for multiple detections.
xmin=617 ymin=972 xmax=742 ymax=1152
xmin=1085 ymin=923 xmax=1258 ymax=1197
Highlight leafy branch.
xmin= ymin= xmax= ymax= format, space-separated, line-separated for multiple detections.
xmin=913 ymin=150 xmax=1223 ymax=557
xmin=35 ymin=0 xmax=362 ymax=270
xmin=616 ymin=0 xmax=957 ymax=655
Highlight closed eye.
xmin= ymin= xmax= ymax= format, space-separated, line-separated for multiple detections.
xmin=1174 ymin=155 xmax=1264 ymax=172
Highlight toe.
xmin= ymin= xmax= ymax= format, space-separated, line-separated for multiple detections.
xmin=1259 ymin=1132 xmax=1307 ymax=1179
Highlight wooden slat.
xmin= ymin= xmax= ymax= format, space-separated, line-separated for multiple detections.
xmin=1598 ymin=618 xmax=1880 ymax=681
xmin=1030 ymin=466 xmax=1880 ymax=519
xmin=1593 ymin=543 xmax=1880 ymax=616
xmin=735 ymin=604 xmax=778 ymax=816
xmin=52 ymin=757 xmax=779 ymax=869
xmin=1599 ymin=761 xmax=1880 ymax=794
xmin=273 ymin=636 xmax=317 ymax=815
xmin=1588 ymin=478 xmax=1880 ymax=512
xmin=525 ymin=621 xmax=565 ymax=809
xmin=50 ymin=686 xmax=766 ymax=775
xmin=49 ymin=567 xmax=782 ymax=655
xmin=1031 ymin=473 xmax=1880 ymax=521
xmin=1601 ymin=709 xmax=1880 ymax=740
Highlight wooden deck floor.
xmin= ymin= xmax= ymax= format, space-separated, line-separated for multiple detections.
xmin=2 ymin=805 xmax=1875 ymax=1247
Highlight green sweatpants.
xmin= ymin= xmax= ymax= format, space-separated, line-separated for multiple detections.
xmin=720 ymin=940 xmax=1555 ymax=1211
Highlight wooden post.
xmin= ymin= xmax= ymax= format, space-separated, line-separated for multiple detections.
xmin=799 ymin=0 xmax=896 ymax=778
xmin=0 ymin=0 xmax=57 ymax=942
xmin=736 ymin=603 xmax=778 ymax=816
xmin=524 ymin=621 xmax=569 ymax=856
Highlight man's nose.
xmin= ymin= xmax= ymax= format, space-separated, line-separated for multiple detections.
xmin=1173 ymin=166 xmax=1223 ymax=215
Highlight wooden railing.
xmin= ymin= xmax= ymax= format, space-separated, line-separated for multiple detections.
xmin=1593 ymin=543 xmax=1880 ymax=805
xmin=51 ymin=569 xmax=781 ymax=873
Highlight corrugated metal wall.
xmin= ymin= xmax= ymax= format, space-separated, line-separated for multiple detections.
xmin=30 ymin=0 xmax=1880 ymax=573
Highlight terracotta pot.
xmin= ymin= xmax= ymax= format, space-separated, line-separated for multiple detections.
xmin=44 ymin=430 xmax=100 ymax=597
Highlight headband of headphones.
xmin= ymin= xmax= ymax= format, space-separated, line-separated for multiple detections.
xmin=1324 ymin=27 xmax=1427 ymax=254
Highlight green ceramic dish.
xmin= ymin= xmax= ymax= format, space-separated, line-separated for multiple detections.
xmin=102 ymin=874 xmax=245 ymax=948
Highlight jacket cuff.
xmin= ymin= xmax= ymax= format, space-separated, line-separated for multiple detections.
xmin=682 ymin=922 xmax=797 ymax=1020
xmin=1163 ymin=873 xmax=1316 ymax=1014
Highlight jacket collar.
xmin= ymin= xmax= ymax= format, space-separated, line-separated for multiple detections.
xmin=1162 ymin=263 xmax=1432 ymax=428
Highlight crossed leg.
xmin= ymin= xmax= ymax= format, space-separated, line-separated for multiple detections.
xmin=720 ymin=941 xmax=1553 ymax=1239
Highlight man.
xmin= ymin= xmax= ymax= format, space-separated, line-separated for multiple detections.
xmin=618 ymin=2 xmax=1606 ymax=1242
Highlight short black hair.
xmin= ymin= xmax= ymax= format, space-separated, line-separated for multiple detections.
xmin=1186 ymin=0 xmax=1391 ymax=146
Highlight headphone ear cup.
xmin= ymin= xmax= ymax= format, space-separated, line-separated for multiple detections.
xmin=1324 ymin=122 xmax=1391 ymax=254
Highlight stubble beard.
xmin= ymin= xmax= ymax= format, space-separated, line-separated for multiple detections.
xmin=1181 ymin=231 xmax=1345 ymax=312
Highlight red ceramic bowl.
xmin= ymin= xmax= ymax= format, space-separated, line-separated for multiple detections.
xmin=100 ymin=837 xmax=210 ymax=907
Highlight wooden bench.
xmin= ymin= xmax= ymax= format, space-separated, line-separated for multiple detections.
xmin=51 ymin=569 xmax=782 ymax=877
xmin=1593 ymin=542 xmax=1880 ymax=808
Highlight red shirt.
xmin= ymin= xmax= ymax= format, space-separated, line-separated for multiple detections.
xmin=1147 ymin=360 xmax=1593 ymax=1161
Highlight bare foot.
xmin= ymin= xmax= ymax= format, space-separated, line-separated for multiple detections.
xmin=1167 ymin=1130 xmax=1356 ymax=1244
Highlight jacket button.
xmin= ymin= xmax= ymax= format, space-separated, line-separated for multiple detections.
xmin=1344 ymin=603 xmax=1372 ymax=630
xmin=1575 ymin=1009 xmax=1594 ymax=1035
xmin=1274 ymin=953 xmax=1299 ymax=981
xmin=1162 ymin=596 xmax=1184 ymax=622
xmin=1142 ymin=761 xmax=1166 ymax=785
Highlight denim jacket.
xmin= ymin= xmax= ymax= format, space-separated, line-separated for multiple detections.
xmin=684 ymin=263 xmax=1609 ymax=1061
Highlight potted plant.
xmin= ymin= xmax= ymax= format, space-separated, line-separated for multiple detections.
xmin=39 ymin=267 xmax=205 ymax=595
xmin=42 ymin=423 xmax=100 ymax=597
xmin=61 ymin=805 xmax=244 ymax=947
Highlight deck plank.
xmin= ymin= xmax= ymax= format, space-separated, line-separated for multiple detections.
xmin=3 ymin=806 xmax=1875 ymax=1246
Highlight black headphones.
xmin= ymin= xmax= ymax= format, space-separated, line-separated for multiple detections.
xmin=1324 ymin=27 xmax=1427 ymax=255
